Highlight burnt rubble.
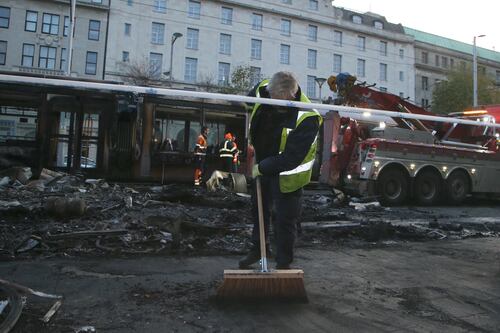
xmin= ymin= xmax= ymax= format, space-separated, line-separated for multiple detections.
xmin=1 ymin=167 xmax=499 ymax=261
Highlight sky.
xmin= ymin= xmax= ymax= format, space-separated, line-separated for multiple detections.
xmin=332 ymin=0 xmax=500 ymax=51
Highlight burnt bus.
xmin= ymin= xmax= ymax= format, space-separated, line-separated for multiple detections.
xmin=0 ymin=72 xmax=248 ymax=182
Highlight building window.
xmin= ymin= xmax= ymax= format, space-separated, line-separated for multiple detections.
xmin=280 ymin=44 xmax=290 ymax=64
xmin=252 ymin=13 xmax=263 ymax=30
xmin=334 ymin=30 xmax=342 ymax=47
xmin=352 ymin=15 xmax=362 ymax=24
xmin=307 ymin=75 xmax=316 ymax=98
xmin=186 ymin=28 xmax=199 ymax=49
xmin=435 ymin=55 xmax=440 ymax=67
xmin=309 ymin=0 xmax=318 ymax=10
xmin=63 ymin=16 xmax=69 ymax=36
xmin=422 ymin=51 xmax=428 ymax=64
xmin=421 ymin=99 xmax=429 ymax=108
xmin=88 ymin=20 xmax=100 ymax=41
xmin=379 ymin=63 xmax=387 ymax=81
xmin=60 ymin=48 xmax=67 ymax=70
xmin=39 ymin=46 xmax=57 ymax=69
xmin=0 ymin=41 xmax=5 ymax=65
xmin=422 ymin=76 xmax=428 ymax=91
xmin=149 ymin=52 xmax=162 ymax=78
xmin=85 ymin=51 xmax=97 ymax=75
xmin=333 ymin=54 xmax=342 ymax=73
xmin=219 ymin=33 xmax=231 ymax=55
xmin=496 ymin=71 xmax=500 ymax=84
xmin=125 ymin=23 xmax=131 ymax=36
xmin=460 ymin=61 xmax=466 ymax=70
xmin=374 ymin=21 xmax=383 ymax=29
xmin=127 ymin=0 xmax=133 ymax=5
xmin=25 ymin=11 xmax=38 ymax=32
xmin=251 ymin=39 xmax=262 ymax=60
xmin=399 ymin=71 xmax=404 ymax=81
xmin=153 ymin=0 xmax=167 ymax=13
xmin=357 ymin=36 xmax=366 ymax=51
xmin=399 ymin=48 xmax=404 ymax=59
xmin=250 ymin=66 xmax=261 ymax=86
xmin=218 ymin=62 xmax=230 ymax=85
xmin=442 ymin=56 xmax=448 ymax=68
xmin=22 ymin=44 xmax=35 ymax=67
xmin=308 ymin=25 xmax=317 ymax=41
xmin=379 ymin=41 xmax=387 ymax=56
xmin=307 ymin=49 xmax=317 ymax=69
xmin=379 ymin=87 xmax=387 ymax=92
xmin=0 ymin=6 xmax=10 ymax=28
xmin=450 ymin=58 xmax=454 ymax=68
xmin=42 ymin=13 xmax=60 ymax=35
xmin=280 ymin=19 xmax=291 ymax=36
xmin=357 ymin=59 xmax=365 ymax=77
xmin=151 ymin=22 xmax=165 ymax=44
xmin=399 ymin=92 xmax=404 ymax=98
xmin=188 ymin=1 xmax=201 ymax=19
xmin=122 ymin=51 xmax=129 ymax=62
xmin=221 ymin=7 xmax=233 ymax=25
xmin=184 ymin=57 xmax=198 ymax=82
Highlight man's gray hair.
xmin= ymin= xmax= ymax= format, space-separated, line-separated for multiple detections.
xmin=268 ymin=71 xmax=299 ymax=100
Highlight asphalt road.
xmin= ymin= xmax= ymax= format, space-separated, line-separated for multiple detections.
xmin=2 ymin=236 xmax=499 ymax=333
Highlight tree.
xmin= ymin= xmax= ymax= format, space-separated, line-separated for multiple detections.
xmin=123 ymin=59 xmax=162 ymax=86
xmin=432 ymin=67 xmax=500 ymax=114
xmin=218 ymin=65 xmax=259 ymax=95
xmin=199 ymin=73 xmax=218 ymax=92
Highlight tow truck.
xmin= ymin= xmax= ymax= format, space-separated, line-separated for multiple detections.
xmin=319 ymin=73 xmax=500 ymax=205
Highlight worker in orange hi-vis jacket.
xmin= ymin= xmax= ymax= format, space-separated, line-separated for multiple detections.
xmin=219 ymin=132 xmax=237 ymax=172
xmin=194 ymin=126 xmax=209 ymax=186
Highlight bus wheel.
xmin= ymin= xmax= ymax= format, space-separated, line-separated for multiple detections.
xmin=377 ymin=168 xmax=409 ymax=206
xmin=415 ymin=170 xmax=442 ymax=205
xmin=445 ymin=171 xmax=470 ymax=205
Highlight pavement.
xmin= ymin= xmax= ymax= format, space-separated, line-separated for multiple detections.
xmin=2 ymin=237 xmax=499 ymax=333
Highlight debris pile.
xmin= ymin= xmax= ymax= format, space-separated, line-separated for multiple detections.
xmin=1 ymin=167 xmax=499 ymax=261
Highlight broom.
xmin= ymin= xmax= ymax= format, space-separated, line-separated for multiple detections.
xmin=217 ymin=176 xmax=308 ymax=302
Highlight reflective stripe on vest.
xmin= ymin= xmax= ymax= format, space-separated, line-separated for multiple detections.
xmin=250 ymin=79 xmax=323 ymax=193
xmin=219 ymin=140 xmax=236 ymax=158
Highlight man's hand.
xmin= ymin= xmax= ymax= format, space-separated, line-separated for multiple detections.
xmin=252 ymin=164 xmax=262 ymax=178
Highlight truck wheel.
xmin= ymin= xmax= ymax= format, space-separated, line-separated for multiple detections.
xmin=377 ymin=168 xmax=408 ymax=206
xmin=415 ymin=171 xmax=442 ymax=205
xmin=445 ymin=171 xmax=470 ymax=205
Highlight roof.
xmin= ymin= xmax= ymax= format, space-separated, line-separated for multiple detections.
xmin=404 ymin=27 xmax=500 ymax=63
xmin=339 ymin=8 xmax=405 ymax=34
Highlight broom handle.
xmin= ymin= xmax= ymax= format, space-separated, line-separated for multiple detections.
xmin=256 ymin=176 xmax=268 ymax=272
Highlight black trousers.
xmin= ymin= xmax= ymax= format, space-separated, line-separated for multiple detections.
xmin=220 ymin=157 xmax=233 ymax=172
xmin=251 ymin=175 xmax=303 ymax=266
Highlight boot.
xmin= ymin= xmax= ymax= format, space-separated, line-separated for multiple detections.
xmin=238 ymin=246 xmax=272 ymax=269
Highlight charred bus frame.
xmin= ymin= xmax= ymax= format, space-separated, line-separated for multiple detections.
xmin=0 ymin=72 xmax=248 ymax=182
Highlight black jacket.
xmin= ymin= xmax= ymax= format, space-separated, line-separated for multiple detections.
xmin=248 ymin=83 xmax=320 ymax=176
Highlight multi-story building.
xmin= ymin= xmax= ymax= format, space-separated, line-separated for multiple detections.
xmin=104 ymin=1 xmax=415 ymax=101
xmin=405 ymin=27 xmax=500 ymax=111
xmin=0 ymin=0 xmax=109 ymax=78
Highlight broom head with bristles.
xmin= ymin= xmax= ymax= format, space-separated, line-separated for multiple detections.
xmin=216 ymin=269 xmax=308 ymax=303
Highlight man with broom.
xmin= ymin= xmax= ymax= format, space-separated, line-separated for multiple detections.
xmin=239 ymin=71 xmax=322 ymax=270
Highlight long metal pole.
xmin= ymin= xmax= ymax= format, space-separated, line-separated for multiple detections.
xmin=473 ymin=36 xmax=478 ymax=107
xmin=66 ymin=0 xmax=76 ymax=76
xmin=3 ymin=74 xmax=500 ymax=129
xmin=169 ymin=38 xmax=175 ymax=81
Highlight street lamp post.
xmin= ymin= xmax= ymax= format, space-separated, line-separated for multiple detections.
xmin=168 ymin=32 xmax=183 ymax=81
xmin=66 ymin=0 xmax=76 ymax=76
xmin=473 ymin=34 xmax=486 ymax=107
xmin=315 ymin=77 xmax=327 ymax=102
